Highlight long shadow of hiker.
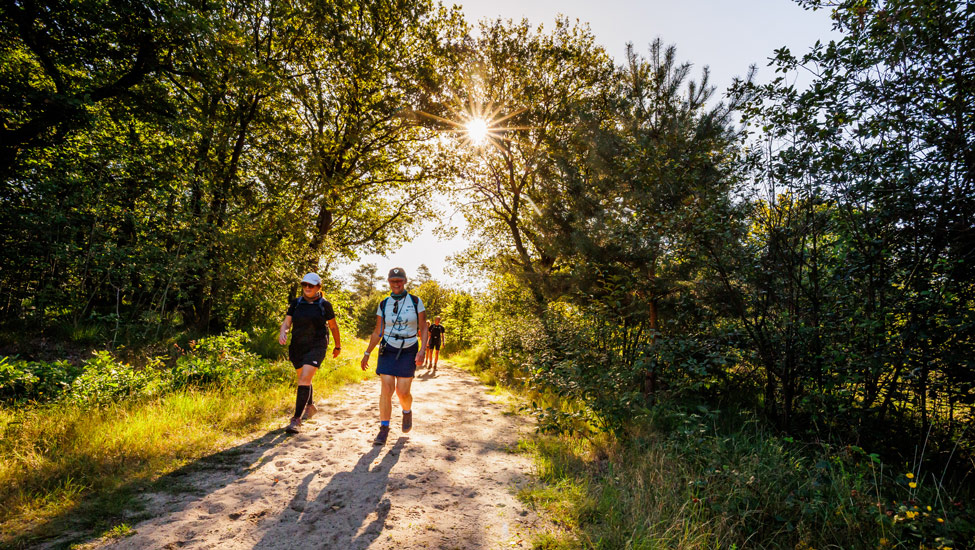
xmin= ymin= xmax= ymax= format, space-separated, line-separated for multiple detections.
xmin=253 ymin=437 xmax=406 ymax=549
xmin=16 ymin=428 xmax=292 ymax=549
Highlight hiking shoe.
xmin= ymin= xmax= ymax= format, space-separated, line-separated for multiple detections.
xmin=302 ymin=400 xmax=318 ymax=421
xmin=285 ymin=417 xmax=302 ymax=434
xmin=373 ymin=425 xmax=390 ymax=445
xmin=402 ymin=411 xmax=413 ymax=433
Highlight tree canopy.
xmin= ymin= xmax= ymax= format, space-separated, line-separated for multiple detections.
xmin=1 ymin=0 xmax=971 ymax=478
xmin=0 ymin=0 xmax=466 ymax=334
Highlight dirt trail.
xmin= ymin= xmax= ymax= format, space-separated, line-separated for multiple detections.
xmin=91 ymin=364 xmax=541 ymax=550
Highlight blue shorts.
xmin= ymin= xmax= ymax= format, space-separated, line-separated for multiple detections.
xmin=377 ymin=342 xmax=418 ymax=378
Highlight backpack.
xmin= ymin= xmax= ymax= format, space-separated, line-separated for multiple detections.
xmin=290 ymin=296 xmax=330 ymax=347
xmin=291 ymin=296 xmax=328 ymax=318
xmin=380 ymin=294 xmax=420 ymax=339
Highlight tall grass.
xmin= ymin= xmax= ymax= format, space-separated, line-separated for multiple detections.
xmin=517 ymin=408 xmax=972 ymax=550
xmin=0 ymin=338 xmax=372 ymax=547
xmin=449 ymin=344 xmax=526 ymax=388
xmin=452 ymin=348 xmax=973 ymax=549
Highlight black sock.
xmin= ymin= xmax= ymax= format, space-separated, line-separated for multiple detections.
xmin=294 ymin=385 xmax=311 ymax=419
xmin=308 ymin=384 xmax=313 ymax=403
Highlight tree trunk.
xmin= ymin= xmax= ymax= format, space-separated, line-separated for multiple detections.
xmin=642 ymin=296 xmax=659 ymax=398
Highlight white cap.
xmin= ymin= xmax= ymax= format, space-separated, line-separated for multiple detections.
xmin=301 ymin=272 xmax=322 ymax=286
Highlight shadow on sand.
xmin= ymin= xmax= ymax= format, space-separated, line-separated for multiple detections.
xmin=16 ymin=429 xmax=291 ymax=549
xmin=252 ymin=438 xmax=406 ymax=549
xmin=415 ymin=368 xmax=438 ymax=381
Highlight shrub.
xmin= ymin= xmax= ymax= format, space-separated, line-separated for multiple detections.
xmin=247 ymin=324 xmax=287 ymax=360
xmin=355 ymin=291 xmax=387 ymax=339
xmin=441 ymin=292 xmax=476 ymax=354
xmin=2 ymin=331 xmax=294 ymax=409
xmin=66 ymin=352 xmax=168 ymax=405
xmin=172 ymin=331 xmax=289 ymax=390
xmin=0 ymin=356 xmax=82 ymax=404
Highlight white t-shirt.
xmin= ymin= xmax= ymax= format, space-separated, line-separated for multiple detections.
xmin=376 ymin=294 xmax=426 ymax=348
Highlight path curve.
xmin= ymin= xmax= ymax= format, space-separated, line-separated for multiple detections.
xmin=93 ymin=364 xmax=540 ymax=549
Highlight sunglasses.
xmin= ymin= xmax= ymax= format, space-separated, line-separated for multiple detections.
xmin=300 ymin=282 xmax=318 ymax=288
xmin=393 ymin=300 xmax=400 ymax=314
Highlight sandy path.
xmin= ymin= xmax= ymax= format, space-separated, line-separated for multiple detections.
xmin=92 ymin=364 xmax=541 ymax=549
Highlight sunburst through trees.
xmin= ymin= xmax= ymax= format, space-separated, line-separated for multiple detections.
xmin=414 ymin=98 xmax=529 ymax=150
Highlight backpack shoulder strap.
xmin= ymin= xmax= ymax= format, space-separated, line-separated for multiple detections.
xmin=379 ymin=297 xmax=390 ymax=336
xmin=410 ymin=294 xmax=419 ymax=310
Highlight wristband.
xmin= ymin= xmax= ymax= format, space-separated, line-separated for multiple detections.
xmin=363 ymin=351 xmax=370 ymax=356
xmin=334 ymin=347 xmax=341 ymax=351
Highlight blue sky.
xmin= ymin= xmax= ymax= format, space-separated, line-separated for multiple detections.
xmin=335 ymin=0 xmax=839 ymax=290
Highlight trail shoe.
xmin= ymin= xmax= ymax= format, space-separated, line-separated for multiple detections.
xmin=302 ymin=400 xmax=318 ymax=421
xmin=373 ymin=425 xmax=390 ymax=445
xmin=285 ymin=417 xmax=302 ymax=434
xmin=402 ymin=411 xmax=413 ymax=433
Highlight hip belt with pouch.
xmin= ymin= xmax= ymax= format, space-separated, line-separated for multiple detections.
xmin=383 ymin=333 xmax=416 ymax=359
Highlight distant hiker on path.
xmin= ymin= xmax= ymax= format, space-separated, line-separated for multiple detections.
xmin=360 ymin=267 xmax=427 ymax=445
xmin=279 ymin=272 xmax=341 ymax=434
xmin=426 ymin=316 xmax=445 ymax=374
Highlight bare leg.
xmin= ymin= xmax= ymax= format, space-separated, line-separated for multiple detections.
xmin=298 ymin=364 xmax=317 ymax=386
xmin=395 ymin=376 xmax=414 ymax=411
xmin=434 ymin=349 xmax=440 ymax=369
xmin=379 ymin=374 xmax=396 ymax=421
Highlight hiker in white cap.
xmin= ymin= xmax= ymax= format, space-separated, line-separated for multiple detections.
xmin=279 ymin=272 xmax=341 ymax=433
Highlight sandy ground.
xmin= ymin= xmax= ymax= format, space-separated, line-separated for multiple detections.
xmin=89 ymin=363 xmax=542 ymax=550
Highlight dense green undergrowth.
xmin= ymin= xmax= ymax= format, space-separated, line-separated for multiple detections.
xmin=0 ymin=331 xmax=289 ymax=407
xmin=451 ymin=347 xmax=974 ymax=550
xmin=0 ymin=333 xmax=371 ymax=548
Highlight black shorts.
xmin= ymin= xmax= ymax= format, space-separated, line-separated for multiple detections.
xmin=289 ymin=346 xmax=326 ymax=369
xmin=429 ymin=340 xmax=441 ymax=351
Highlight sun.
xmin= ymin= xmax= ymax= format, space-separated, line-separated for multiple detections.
xmin=411 ymin=99 xmax=530 ymax=150
xmin=465 ymin=118 xmax=490 ymax=145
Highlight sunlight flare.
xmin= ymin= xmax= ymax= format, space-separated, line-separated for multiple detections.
xmin=465 ymin=118 xmax=490 ymax=145
xmin=412 ymin=96 xmax=531 ymax=150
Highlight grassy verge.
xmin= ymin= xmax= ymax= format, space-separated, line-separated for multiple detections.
xmin=520 ymin=414 xmax=971 ymax=550
xmin=447 ymin=344 xmax=518 ymax=388
xmin=0 ymin=338 xmax=372 ymax=548
xmin=453 ymin=347 xmax=973 ymax=550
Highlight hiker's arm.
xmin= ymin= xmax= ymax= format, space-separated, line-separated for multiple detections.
xmin=278 ymin=315 xmax=292 ymax=345
xmin=328 ymin=318 xmax=341 ymax=357
xmin=415 ymin=311 xmax=427 ymax=367
xmin=360 ymin=316 xmax=382 ymax=370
